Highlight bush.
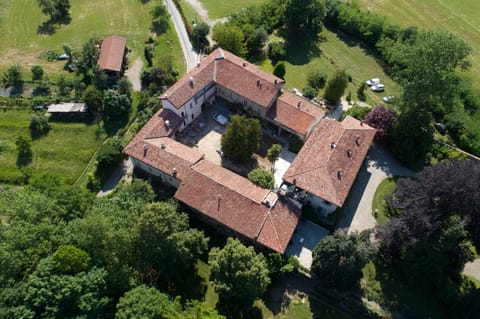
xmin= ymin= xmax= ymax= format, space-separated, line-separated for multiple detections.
xmin=29 ymin=114 xmax=51 ymax=138
xmin=303 ymin=86 xmax=318 ymax=99
xmin=273 ymin=61 xmax=286 ymax=79
xmin=289 ymin=135 xmax=304 ymax=153
xmin=31 ymin=65 xmax=44 ymax=81
xmin=307 ymin=69 xmax=328 ymax=89
xmin=342 ymin=106 xmax=371 ymax=121
xmin=268 ymin=41 xmax=286 ymax=64
xmin=248 ymin=168 xmax=274 ymax=189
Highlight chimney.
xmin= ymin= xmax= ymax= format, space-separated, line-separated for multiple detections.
xmin=355 ymin=136 xmax=360 ymax=146
xmin=337 ymin=169 xmax=342 ymax=179
xmin=360 ymin=120 xmax=364 ymax=126
xmin=274 ymin=79 xmax=277 ymax=84
xmin=243 ymin=62 xmax=247 ymax=67
xmin=165 ymin=120 xmax=170 ymax=128
xmin=256 ymin=80 xmax=260 ymax=87
xmin=160 ymin=143 xmax=166 ymax=149
xmin=197 ymin=62 xmax=201 ymax=67
xmin=217 ymin=196 xmax=221 ymax=211
xmin=143 ymin=144 xmax=148 ymax=157
xmin=330 ymin=142 xmax=336 ymax=149
xmin=172 ymin=167 xmax=177 ymax=177
xmin=347 ymin=149 xmax=352 ymax=158
xmin=297 ymin=101 xmax=301 ymax=109
xmin=189 ymin=77 xmax=195 ymax=87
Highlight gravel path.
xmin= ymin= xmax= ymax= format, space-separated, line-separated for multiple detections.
xmin=336 ymin=145 xmax=414 ymax=233
xmin=125 ymin=58 xmax=143 ymax=91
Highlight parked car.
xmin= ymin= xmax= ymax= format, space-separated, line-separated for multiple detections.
xmin=293 ymin=88 xmax=303 ymax=97
xmin=383 ymin=95 xmax=394 ymax=103
xmin=366 ymin=78 xmax=380 ymax=86
xmin=371 ymin=84 xmax=385 ymax=92
xmin=213 ymin=113 xmax=228 ymax=125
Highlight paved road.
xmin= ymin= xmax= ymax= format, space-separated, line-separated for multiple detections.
xmin=164 ymin=0 xmax=198 ymax=72
xmin=336 ymin=145 xmax=414 ymax=233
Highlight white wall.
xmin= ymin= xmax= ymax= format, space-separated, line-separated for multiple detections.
xmin=131 ymin=157 xmax=180 ymax=188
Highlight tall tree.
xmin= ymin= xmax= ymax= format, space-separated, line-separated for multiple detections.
xmin=312 ymin=230 xmax=374 ymax=292
xmin=364 ymin=106 xmax=397 ymax=141
xmin=267 ymin=143 xmax=282 ymax=172
xmin=208 ymin=238 xmax=270 ymax=312
xmin=2 ymin=65 xmax=23 ymax=88
xmin=134 ymin=202 xmax=208 ymax=286
xmin=103 ymin=90 xmax=131 ymax=118
xmin=212 ymin=24 xmax=247 ymax=57
xmin=221 ymin=115 xmax=261 ymax=162
xmin=323 ymin=69 xmax=348 ymax=102
xmin=285 ymin=0 xmax=326 ymax=35
xmin=37 ymin=0 xmax=71 ymax=22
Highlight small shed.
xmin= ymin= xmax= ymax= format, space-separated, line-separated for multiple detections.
xmin=47 ymin=103 xmax=88 ymax=119
xmin=97 ymin=35 xmax=128 ymax=80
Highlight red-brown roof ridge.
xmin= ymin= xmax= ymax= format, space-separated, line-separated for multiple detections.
xmin=97 ymin=35 xmax=126 ymax=72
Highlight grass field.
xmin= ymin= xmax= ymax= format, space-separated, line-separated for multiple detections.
xmin=356 ymin=0 xmax=480 ymax=87
xmin=371 ymin=177 xmax=397 ymax=226
xmin=198 ymin=0 xmax=260 ymax=20
xmin=0 ymin=0 xmax=184 ymax=76
xmin=260 ymin=28 xmax=401 ymax=107
xmin=0 ymin=108 xmax=105 ymax=184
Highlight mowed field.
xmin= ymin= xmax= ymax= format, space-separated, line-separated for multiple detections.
xmin=0 ymin=0 xmax=179 ymax=75
xmin=356 ymin=0 xmax=480 ymax=87
xmin=198 ymin=0 xmax=260 ymax=19
xmin=0 ymin=108 xmax=105 ymax=184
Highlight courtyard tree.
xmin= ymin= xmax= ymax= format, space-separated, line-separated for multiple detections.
xmin=312 ymin=230 xmax=374 ymax=292
xmin=212 ymin=23 xmax=247 ymax=57
xmin=208 ymin=238 xmax=270 ymax=312
xmin=248 ymin=168 xmax=274 ymax=189
xmin=221 ymin=115 xmax=261 ymax=162
xmin=267 ymin=143 xmax=282 ymax=172
xmin=324 ymin=69 xmax=348 ymax=102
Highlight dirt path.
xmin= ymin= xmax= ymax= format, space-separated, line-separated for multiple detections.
xmin=125 ymin=58 xmax=143 ymax=91
xmin=184 ymin=0 xmax=210 ymax=22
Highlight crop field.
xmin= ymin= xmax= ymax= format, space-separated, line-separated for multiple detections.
xmin=356 ymin=0 xmax=480 ymax=87
xmin=0 ymin=108 xmax=105 ymax=184
xmin=0 ymin=0 xmax=183 ymax=76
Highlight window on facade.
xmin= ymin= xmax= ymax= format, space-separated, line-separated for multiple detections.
xmin=243 ymin=99 xmax=247 ymax=106
xmin=181 ymin=111 xmax=185 ymax=117
xmin=190 ymin=103 xmax=192 ymax=109
xmin=191 ymin=114 xmax=194 ymax=119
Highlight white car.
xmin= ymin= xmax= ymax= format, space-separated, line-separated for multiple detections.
xmin=366 ymin=78 xmax=380 ymax=86
xmin=371 ymin=84 xmax=385 ymax=92
xmin=293 ymin=88 xmax=303 ymax=97
xmin=383 ymin=95 xmax=394 ymax=103
xmin=213 ymin=113 xmax=228 ymax=125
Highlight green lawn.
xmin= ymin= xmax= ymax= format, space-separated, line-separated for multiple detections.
xmin=356 ymin=0 xmax=480 ymax=88
xmin=0 ymin=0 xmax=183 ymax=77
xmin=0 ymin=108 xmax=105 ymax=184
xmin=371 ymin=177 xmax=397 ymax=226
xmin=198 ymin=0 xmax=261 ymax=20
xmin=260 ymin=28 xmax=401 ymax=107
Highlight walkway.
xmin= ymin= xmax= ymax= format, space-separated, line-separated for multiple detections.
xmin=164 ymin=0 xmax=198 ymax=71
xmin=97 ymin=158 xmax=133 ymax=197
xmin=125 ymin=58 xmax=143 ymax=91
xmin=336 ymin=145 xmax=414 ymax=233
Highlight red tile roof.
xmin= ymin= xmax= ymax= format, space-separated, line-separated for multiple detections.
xmin=160 ymin=48 xmax=284 ymax=109
xmin=283 ymin=116 xmax=376 ymax=207
xmin=267 ymin=91 xmax=325 ymax=137
xmin=124 ymin=137 xmax=204 ymax=181
xmin=97 ymin=35 xmax=126 ymax=72
xmin=174 ymin=160 xmax=300 ymax=253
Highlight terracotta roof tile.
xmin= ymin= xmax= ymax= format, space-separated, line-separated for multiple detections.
xmin=192 ymin=160 xmax=269 ymax=204
xmin=267 ymin=91 xmax=325 ymax=137
xmin=283 ymin=116 xmax=375 ymax=207
xmin=174 ymin=164 xmax=300 ymax=253
xmin=124 ymin=137 xmax=204 ymax=181
xmin=97 ymin=35 xmax=126 ymax=72
xmin=161 ymin=48 xmax=284 ymax=109
xmin=256 ymin=197 xmax=301 ymax=253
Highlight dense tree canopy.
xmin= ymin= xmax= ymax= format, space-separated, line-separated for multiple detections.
xmin=364 ymin=106 xmax=397 ymax=141
xmin=221 ymin=115 xmax=261 ymax=162
xmin=212 ymin=24 xmax=247 ymax=57
xmin=323 ymin=69 xmax=348 ymax=102
xmin=37 ymin=0 xmax=71 ymax=22
xmin=312 ymin=230 xmax=374 ymax=292
xmin=247 ymin=168 xmax=274 ymax=189
xmin=285 ymin=0 xmax=326 ymax=35
xmin=209 ymin=238 xmax=270 ymax=310
xmin=103 ymin=90 xmax=131 ymax=118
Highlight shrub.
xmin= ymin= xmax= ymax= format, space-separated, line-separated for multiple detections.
xmin=273 ymin=61 xmax=286 ymax=79
xmin=29 ymin=114 xmax=51 ymax=138
xmin=303 ymin=86 xmax=318 ymax=99
xmin=289 ymin=135 xmax=304 ymax=153
xmin=248 ymin=168 xmax=274 ymax=189
xmin=342 ymin=106 xmax=371 ymax=121
xmin=307 ymin=69 xmax=328 ymax=89
xmin=268 ymin=41 xmax=286 ymax=64
xmin=31 ymin=65 xmax=44 ymax=81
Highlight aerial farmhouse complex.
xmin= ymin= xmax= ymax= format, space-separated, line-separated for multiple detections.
xmin=124 ymin=48 xmax=375 ymax=254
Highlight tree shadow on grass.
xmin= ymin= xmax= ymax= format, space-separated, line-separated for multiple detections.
xmin=37 ymin=16 xmax=71 ymax=35
xmin=103 ymin=113 xmax=130 ymax=136
xmin=279 ymin=29 xmax=323 ymax=66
